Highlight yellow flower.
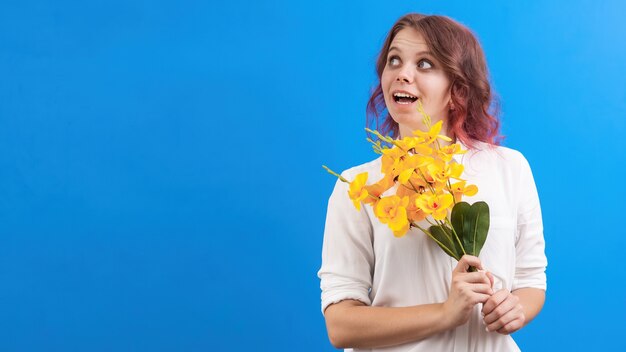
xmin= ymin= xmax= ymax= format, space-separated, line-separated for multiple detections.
xmin=363 ymin=173 xmax=394 ymax=203
xmin=388 ymin=210 xmax=410 ymax=237
xmin=395 ymin=137 xmax=433 ymax=156
xmin=398 ymin=168 xmax=415 ymax=185
xmin=348 ymin=172 xmax=369 ymax=211
xmin=448 ymin=163 xmax=464 ymax=180
xmin=396 ymin=155 xmax=435 ymax=190
xmin=395 ymin=136 xmax=418 ymax=151
xmin=412 ymin=120 xmax=452 ymax=145
xmin=415 ymin=192 xmax=454 ymax=220
xmin=374 ymin=196 xmax=410 ymax=237
xmin=381 ymin=146 xmax=406 ymax=176
xmin=417 ymin=165 xmax=446 ymax=192
xmin=426 ymin=160 xmax=464 ymax=183
xmin=396 ymin=183 xmax=413 ymax=199
xmin=437 ymin=143 xmax=466 ymax=162
xmin=450 ymin=181 xmax=478 ymax=202
xmin=412 ymin=142 xmax=434 ymax=156
xmin=396 ymin=172 xmax=429 ymax=198
xmin=406 ymin=194 xmax=427 ymax=222
xmin=403 ymin=153 xmax=433 ymax=170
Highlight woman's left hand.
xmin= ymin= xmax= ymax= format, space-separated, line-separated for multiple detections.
xmin=481 ymin=289 xmax=525 ymax=334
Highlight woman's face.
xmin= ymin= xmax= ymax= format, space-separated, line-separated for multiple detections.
xmin=381 ymin=28 xmax=453 ymax=139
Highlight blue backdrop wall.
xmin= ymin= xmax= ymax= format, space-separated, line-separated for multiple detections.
xmin=1 ymin=0 xmax=624 ymax=351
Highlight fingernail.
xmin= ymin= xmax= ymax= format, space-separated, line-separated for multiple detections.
xmin=485 ymin=327 xmax=489 ymax=332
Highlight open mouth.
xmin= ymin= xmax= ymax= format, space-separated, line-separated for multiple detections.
xmin=393 ymin=92 xmax=418 ymax=105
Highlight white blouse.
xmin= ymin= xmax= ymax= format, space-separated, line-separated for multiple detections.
xmin=317 ymin=140 xmax=547 ymax=352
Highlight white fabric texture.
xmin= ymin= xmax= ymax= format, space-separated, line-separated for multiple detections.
xmin=317 ymin=140 xmax=547 ymax=352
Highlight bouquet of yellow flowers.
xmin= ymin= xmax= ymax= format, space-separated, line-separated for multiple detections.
xmin=324 ymin=102 xmax=490 ymax=270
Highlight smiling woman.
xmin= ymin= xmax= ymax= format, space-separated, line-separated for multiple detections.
xmin=317 ymin=13 xmax=547 ymax=352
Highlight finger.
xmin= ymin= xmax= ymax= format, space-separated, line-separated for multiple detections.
xmin=458 ymin=272 xmax=491 ymax=285
xmin=470 ymin=292 xmax=492 ymax=305
xmin=482 ymin=289 xmax=509 ymax=316
xmin=484 ymin=296 xmax=516 ymax=325
xmin=486 ymin=304 xmax=522 ymax=332
xmin=486 ymin=271 xmax=494 ymax=288
xmin=497 ymin=315 xmax=525 ymax=335
xmin=483 ymin=294 xmax=518 ymax=325
xmin=467 ymin=283 xmax=493 ymax=295
xmin=453 ymin=255 xmax=482 ymax=273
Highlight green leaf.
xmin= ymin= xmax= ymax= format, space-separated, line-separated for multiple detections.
xmin=450 ymin=202 xmax=471 ymax=254
xmin=429 ymin=225 xmax=461 ymax=260
xmin=450 ymin=201 xmax=491 ymax=257
xmin=464 ymin=201 xmax=490 ymax=256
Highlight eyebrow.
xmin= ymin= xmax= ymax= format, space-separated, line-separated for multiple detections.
xmin=388 ymin=46 xmax=433 ymax=56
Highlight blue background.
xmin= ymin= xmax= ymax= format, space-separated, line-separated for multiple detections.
xmin=1 ymin=0 xmax=624 ymax=351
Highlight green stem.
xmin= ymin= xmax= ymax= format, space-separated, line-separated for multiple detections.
xmin=365 ymin=128 xmax=405 ymax=150
xmin=400 ymin=183 xmax=415 ymax=193
xmin=366 ymin=138 xmax=383 ymax=154
xmin=417 ymin=169 xmax=437 ymax=195
xmin=322 ymin=165 xmax=349 ymax=183
xmin=408 ymin=178 xmax=420 ymax=193
xmin=414 ymin=223 xmax=459 ymax=260
xmin=444 ymin=217 xmax=466 ymax=256
xmin=425 ymin=217 xmax=437 ymax=226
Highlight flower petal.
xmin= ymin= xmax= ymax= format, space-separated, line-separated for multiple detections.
xmin=398 ymin=168 xmax=415 ymax=184
xmin=464 ymin=184 xmax=478 ymax=196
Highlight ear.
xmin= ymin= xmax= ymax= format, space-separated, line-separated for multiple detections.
xmin=447 ymin=83 xmax=455 ymax=111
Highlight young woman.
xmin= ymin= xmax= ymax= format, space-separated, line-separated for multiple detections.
xmin=317 ymin=14 xmax=547 ymax=351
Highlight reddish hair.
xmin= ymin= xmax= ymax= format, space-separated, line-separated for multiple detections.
xmin=366 ymin=14 xmax=503 ymax=148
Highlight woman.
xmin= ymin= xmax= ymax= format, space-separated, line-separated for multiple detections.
xmin=317 ymin=14 xmax=547 ymax=351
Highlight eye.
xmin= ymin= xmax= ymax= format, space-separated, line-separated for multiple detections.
xmin=388 ymin=55 xmax=401 ymax=67
xmin=417 ymin=59 xmax=433 ymax=69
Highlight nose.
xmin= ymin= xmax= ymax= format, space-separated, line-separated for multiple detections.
xmin=396 ymin=66 xmax=413 ymax=83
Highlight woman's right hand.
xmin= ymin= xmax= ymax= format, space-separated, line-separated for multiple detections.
xmin=442 ymin=255 xmax=494 ymax=328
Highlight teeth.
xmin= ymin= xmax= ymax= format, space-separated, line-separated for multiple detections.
xmin=393 ymin=92 xmax=417 ymax=98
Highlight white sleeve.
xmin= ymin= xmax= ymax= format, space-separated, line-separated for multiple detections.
xmin=317 ymin=175 xmax=375 ymax=316
xmin=512 ymin=155 xmax=548 ymax=291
